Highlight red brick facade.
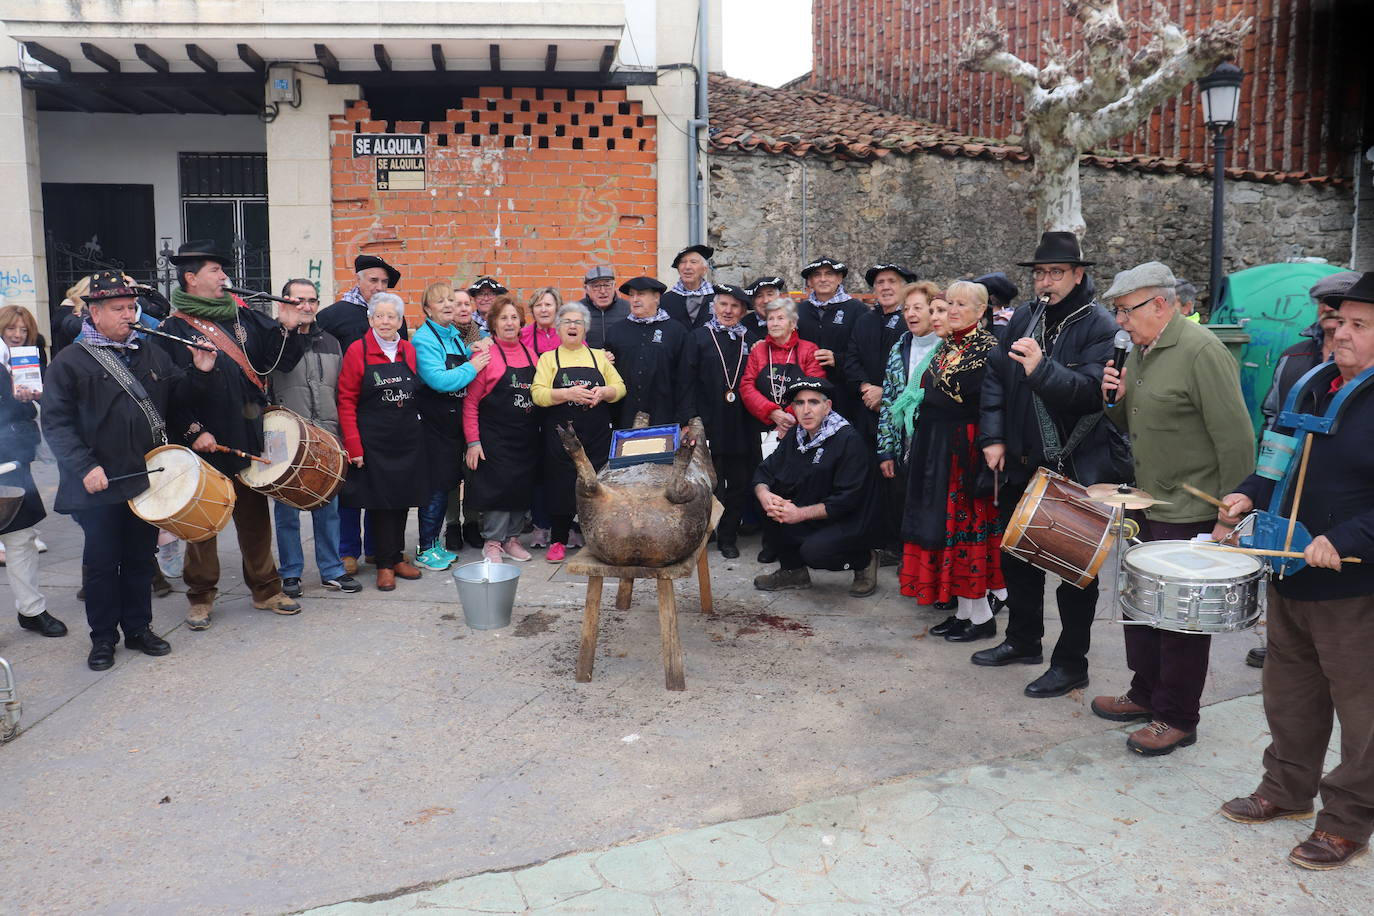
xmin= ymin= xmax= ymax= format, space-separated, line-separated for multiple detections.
xmin=811 ymin=0 xmax=1354 ymax=178
xmin=330 ymin=88 xmax=658 ymax=319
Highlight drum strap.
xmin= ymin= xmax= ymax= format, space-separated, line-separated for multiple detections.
xmin=77 ymin=341 xmax=168 ymax=446
xmin=171 ymin=311 xmax=269 ymax=394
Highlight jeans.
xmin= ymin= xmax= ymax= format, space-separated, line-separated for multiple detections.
xmin=0 ymin=525 xmax=45 ymax=617
xmin=274 ymin=496 xmax=345 ymax=581
xmin=72 ymin=503 xmax=158 ymax=644
xmin=338 ymin=505 xmax=374 ymax=558
xmin=418 ymin=489 xmax=450 ymax=548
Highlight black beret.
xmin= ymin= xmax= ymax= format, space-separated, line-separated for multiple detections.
xmin=353 ymin=254 xmax=401 ymax=288
xmin=618 ymin=276 xmax=668 ymax=295
xmin=671 ymin=245 xmax=715 ymax=268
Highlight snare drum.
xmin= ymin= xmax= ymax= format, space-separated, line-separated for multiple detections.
xmin=238 ymin=407 xmax=347 ymax=511
xmin=128 ymin=445 xmax=236 ymax=543
xmin=1120 ymin=540 xmax=1264 ymax=633
xmin=1002 ymin=467 xmax=1118 ymax=588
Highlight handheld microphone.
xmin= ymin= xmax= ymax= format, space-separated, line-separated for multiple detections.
xmin=1106 ymin=329 xmax=1131 ymax=407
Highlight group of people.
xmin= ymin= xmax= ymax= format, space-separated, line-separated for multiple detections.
xmin=3 ymin=226 xmax=1373 ymax=872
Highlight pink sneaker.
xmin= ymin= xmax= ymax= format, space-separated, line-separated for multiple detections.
xmin=546 ymin=542 xmax=567 ymax=563
xmin=529 ymin=527 xmax=551 ymax=548
xmin=502 ymin=538 xmax=532 ymax=562
xmin=568 ymin=528 xmax=585 ymax=548
xmin=482 ymin=540 xmax=504 ymax=563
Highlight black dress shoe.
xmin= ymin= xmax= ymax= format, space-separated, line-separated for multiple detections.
xmin=18 ymin=611 xmax=68 ymax=637
xmin=971 ymin=641 xmax=1043 ymax=667
xmin=930 ymin=615 xmax=964 ymax=637
xmin=946 ymin=619 xmax=996 ymax=642
xmin=719 ymin=543 xmax=740 ymax=559
xmin=932 ymin=597 xmax=957 ymax=611
xmin=1025 ymin=666 xmax=1089 ymax=698
xmin=757 ymin=546 xmax=778 ymax=564
xmin=88 ymin=641 xmax=116 ymax=671
xmin=124 ymin=629 xmax=171 ymax=656
xmin=986 ymin=593 xmax=1008 ymax=616
xmin=282 ymin=577 xmax=303 ymax=598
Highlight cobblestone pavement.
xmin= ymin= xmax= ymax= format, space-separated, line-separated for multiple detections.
xmin=309 ymin=694 xmax=1364 ymax=915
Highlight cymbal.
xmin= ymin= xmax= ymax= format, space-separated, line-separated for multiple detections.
xmin=1083 ymin=483 xmax=1172 ymax=510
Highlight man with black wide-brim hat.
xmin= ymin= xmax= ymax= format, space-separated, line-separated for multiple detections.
xmin=317 ymin=253 xmax=407 ymax=350
xmin=155 ymin=240 xmax=309 ymax=631
xmin=971 ymin=230 xmax=1131 ymax=700
xmin=795 ymin=256 xmax=863 ymax=425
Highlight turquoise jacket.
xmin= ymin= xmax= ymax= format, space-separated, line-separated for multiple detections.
xmin=413 ymin=319 xmax=481 ymax=393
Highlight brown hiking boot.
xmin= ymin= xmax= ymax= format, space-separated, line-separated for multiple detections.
xmin=753 ymin=567 xmax=811 ymax=591
xmin=376 ymin=568 xmax=396 ymax=591
xmin=849 ymin=551 xmax=879 ymax=597
xmin=185 ymin=602 xmax=213 ymax=631
xmin=393 ymin=561 xmax=423 ymax=580
xmin=1127 ymin=720 xmax=1197 ymax=756
xmin=253 ymin=593 xmax=302 ymax=615
xmin=1220 ymin=794 xmax=1313 ymax=825
xmin=1091 ymin=694 xmax=1152 ymax=722
xmin=1289 ymin=831 xmax=1368 ymax=870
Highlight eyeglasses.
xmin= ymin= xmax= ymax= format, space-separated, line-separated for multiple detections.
xmin=1031 ymin=267 xmax=1069 ymax=281
xmin=1111 ymin=296 xmax=1159 ymax=318
xmin=559 ymin=319 xmax=585 ymax=326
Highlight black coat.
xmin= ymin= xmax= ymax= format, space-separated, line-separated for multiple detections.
xmin=843 ymin=306 xmax=905 ymax=444
xmin=604 ymin=318 xmax=693 ymax=428
xmin=796 ymin=297 xmax=864 ymax=422
xmin=155 ymin=309 xmax=306 ymax=476
xmin=42 ymin=343 xmax=209 ymax=514
xmin=316 ymin=299 xmax=409 ymax=353
xmin=0 ymin=364 xmax=45 ymax=533
xmin=682 ymin=325 xmax=761 ymax=456
xmin=662 ymin=290 xmax=714 ymax=331
xmin=978 ymin=286 xmax=1131 ymax=488
xmin=753 ymin=421 xmax=876 ymax=541
xmin=577 ymin=296 xmax=632 ymax=349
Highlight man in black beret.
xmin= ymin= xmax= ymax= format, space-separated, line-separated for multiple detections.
xmin=317 ymin=253 xmax=406 ymax=350
xmin=976 ymin=272 xmax=1021 ymax=336
xmin=743 ymin=275 xmax=787 ymax=338
xmin=752 ymin=377 xmax=878 ymax=597
xmin=846 ymin=263 xmax=919 ymax=449
xmin=605 ymin=276 xmax=693 ymax=429
xmin=796 ymin=256 xmax=862 ymax=424
xmin=663 ymin=245 xmax=716 ymax=331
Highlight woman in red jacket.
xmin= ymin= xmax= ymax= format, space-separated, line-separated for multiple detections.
xmin=741 ymin=297 xmax=825 ymax=432
xmin=337 ymin=292 xmax=430 ymax=591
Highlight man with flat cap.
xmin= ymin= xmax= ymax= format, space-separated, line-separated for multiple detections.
xmin=1096 ymin=261 xmax=1254 ymax=757
xmin=974 ymin=231 xmax=1131 ymax=699
xmin=663 ymin=245 xmax=716 ymax=330
xmin=468 ymin=276 xmax=508 ymax=333
xmin=318 ymin=253 xmax=406 ymax=349
xmin=796 ymin=256 xmax=862 ymax=424
xmin=846 ymin=262 xmax=919 ymax=449
xmin=743 ymin=275 xmax=787 ymax=338
xmin=752 ymin=377 xmax=878 ymax=598
xmin=151 ymin=241 xmax=309 ymax=630
xmin=1216 ymin=270 xmax=1374 ymax=871
xmin=575 ymin=264 xmax=631 ymax=349
xmin=604 ymin=276 xmax=693 ymax=429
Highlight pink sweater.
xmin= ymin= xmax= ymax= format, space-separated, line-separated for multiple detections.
xmin=462 ymin=336 xmax=539 ymax=443
xmin=519 ymin=323 xmax=559 ymax=355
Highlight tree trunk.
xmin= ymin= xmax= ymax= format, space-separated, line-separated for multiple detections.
xmin=1026 ymin=126 xmax=1085 ymax=236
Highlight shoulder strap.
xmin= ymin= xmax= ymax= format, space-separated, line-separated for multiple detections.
xmin=171 ymin=310 xmax=267 ymax=393
xmin=77 ymin=341 xmax=168 ymax=446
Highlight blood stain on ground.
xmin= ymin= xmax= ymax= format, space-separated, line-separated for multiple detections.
xmin=749 ymin=613 xmax=814 ymax=636
xmin=513 ymin=611 xmax=559 ymax=637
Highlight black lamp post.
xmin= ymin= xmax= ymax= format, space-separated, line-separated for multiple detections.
xmin=1198 ymin=61 xmax=1244 ymax=313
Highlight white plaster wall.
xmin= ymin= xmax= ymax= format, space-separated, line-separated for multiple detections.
xmin=36 ymin=112 xmax=266 ymax=246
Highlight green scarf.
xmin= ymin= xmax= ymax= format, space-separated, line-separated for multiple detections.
xmin=892 ymin=343 xmax=941 ymax=443
xmin=171 ymin=288 xmax=239 ymax=321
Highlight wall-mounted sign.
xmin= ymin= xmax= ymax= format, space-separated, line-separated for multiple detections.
xmin=352 ymin=134 xmax=425 ymax=157
xmin=376 ymin=156 xmax=426 ymax=191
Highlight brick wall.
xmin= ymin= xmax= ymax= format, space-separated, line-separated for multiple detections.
xmin=329 ymin=88 xmax=657 ymax=321
xmin=811 ymin=0 xmax=1359 ymax=178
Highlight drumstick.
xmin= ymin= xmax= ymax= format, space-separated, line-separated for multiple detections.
xmin=1193 ymin=542 xmax=1363 ymax=564
xmin=105 ymin=468 xmax=166 ymax=484
xmin=210 ymin=444 xmax=271 ymax=464
xmin=1180 ymin=483 xmax=1228 ymax=511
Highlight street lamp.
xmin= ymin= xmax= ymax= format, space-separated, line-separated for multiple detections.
xmin=1198 ymin=61 xmax=1244 ymax=316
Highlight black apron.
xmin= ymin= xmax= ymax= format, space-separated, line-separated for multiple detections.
xmin=754 ymin=348 xmax=808 ymax=409
xmin=414 ymin=320 xmax=469 ymax=493
xmin=543 ymin=347 xmax=612 ymax=516
xmin=470 ymin=342 xmax=540 ymax=510
xmin=340 ymin=335 xmax=430 ymax=509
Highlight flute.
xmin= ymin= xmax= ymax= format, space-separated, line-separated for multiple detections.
xmin=127 ymin=322 xmax=219 ymax=353
xmin=225 ymin=286 xmax=297 ymax=305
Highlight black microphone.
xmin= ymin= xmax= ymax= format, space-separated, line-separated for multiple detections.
xmin=1106 ymin=329 xmax=1131 ymax=407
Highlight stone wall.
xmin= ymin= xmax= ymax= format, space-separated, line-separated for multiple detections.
xmin=707 ymin=150 xmax=1354 ymax=297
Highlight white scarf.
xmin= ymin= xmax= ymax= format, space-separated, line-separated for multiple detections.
xmin=372 ymin=329 xmax=400 ymax=361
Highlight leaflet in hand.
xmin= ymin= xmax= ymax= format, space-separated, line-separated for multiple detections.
xmin=9 ymin=346 xmax=41 ymax=395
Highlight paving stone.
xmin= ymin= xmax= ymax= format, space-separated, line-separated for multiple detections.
xmin=896 ymin=896 xmax=988 ymax=916
xmin=530 ymin=887 xmax=656 ymax=914
xmin=651 ymin=878 xmax=776 ymax=914
xmin=924 ymin=851 xmax=1010 ymax=897
xmin=895 ymin=805 xmax=1008 ymax=862
xmin=513 ymin=855 xmax=605 ymax=910
xmin=659 ymin=825 xmax=773 ymax=882
xmin=593 ymin=841 xmax=685 ymax=894
xmin=983 ymin=876 xmax=1096 ymax=914
xmin=766 ymin=824 xmax=866 ymax=872
xmin=746 ymin=865 xmax=853 ymax=905
xmin=414 ymin=872 xmax=525 ymax=912
xmin=993 ymin=835 xmax=1111 ymax=883
xmin=723 ymin=813 xmax=789 ymax=844
xmin=824 ymin=842 xmax=930 ymax=906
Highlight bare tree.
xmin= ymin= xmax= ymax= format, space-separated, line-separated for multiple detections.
xmin=960 ymin=1 xmax=1251 ymax=236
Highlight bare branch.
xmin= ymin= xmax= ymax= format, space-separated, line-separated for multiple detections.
xmin=959 ymin=9 xmax=1039 ymax=90
xmin=1065 ymin=0 xmax=1130 ymax=109
xmin=1128 ymin=3 xmax=1188 ymax=81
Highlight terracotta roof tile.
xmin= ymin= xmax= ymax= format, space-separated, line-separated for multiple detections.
xmin=709 ymin=74 xmax=1344 ymax=188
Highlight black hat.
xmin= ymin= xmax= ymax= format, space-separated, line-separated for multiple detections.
xmin=712 ymin=283 xmax=753 ymax=306
xmin=81 ymin=270 xmax=141 ymax=303
xmin=745 ymin=275 xmax=786 ymax=296
xmin=671 ymin=245 xmax=714 ymax=268
xmin=800 ymin=257 xmax=849 ymax=279
xmin=975 ymin=272 xmax=1020 ymax=305
xmin=353 ymin=254 xmax=401 ymax=288
xmin=1324 ymin=271 xmax=1374 ymax=308
xmin=618 ymin=276 xmax=667 ymax=295
xmin=1016 ymin=231 xmax=1093 ymax=267
xmin=864 ymin=263 xmax=918 ymax=287
xmin=467 ymin=276 xmax=507 ymax=295
xmin=170 ymin=239 xmax=233 ymax=266
xmin=781 ymin=376 xmax=835 ymax=404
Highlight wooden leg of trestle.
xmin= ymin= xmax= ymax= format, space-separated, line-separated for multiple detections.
xmin=615 ymin=577 xmax=633 ymax=610
xmin=656 ymin=577 xmax=685 ymax=691
xmin=696 ymin=549 xmax=713 ymax=614
xmin=576 ymin=575 xmax=604 ymax=683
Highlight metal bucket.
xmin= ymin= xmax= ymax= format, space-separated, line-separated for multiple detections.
xmin=451 ymin=559 xmax=520 ymax=630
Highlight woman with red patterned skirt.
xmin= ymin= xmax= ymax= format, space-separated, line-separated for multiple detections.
xmin=898 ymin=280 xmax=1006 ymax=642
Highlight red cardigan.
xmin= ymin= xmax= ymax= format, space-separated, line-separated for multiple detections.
xmin=741 ymin=330 xmax=824 ymax=426
xmin=336 ymin=335 xmax=419 ymax=459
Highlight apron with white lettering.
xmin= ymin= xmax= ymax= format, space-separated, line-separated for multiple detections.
xmin=341 ymin=334 xmax=429 ymax=509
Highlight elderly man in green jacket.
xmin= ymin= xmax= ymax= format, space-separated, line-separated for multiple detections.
xmin=1095 ymin=261 xmax=1255 ymax=757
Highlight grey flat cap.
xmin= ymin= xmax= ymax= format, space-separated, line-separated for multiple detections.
xmin=1102 ymin=261 xmax=1177 ymax=302
xmin=1309 ymin=270 xmax=1361 ymax=303
xmin=583 ymin=264 xmax=615 ymax=282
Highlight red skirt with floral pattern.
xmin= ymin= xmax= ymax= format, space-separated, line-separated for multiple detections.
xmin=899 ymin=446 xmax=1005 ymax=604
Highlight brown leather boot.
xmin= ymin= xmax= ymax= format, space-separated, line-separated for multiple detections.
xmin=376 ymin=568 xmax=396 ymax=591
xmin=1289 ymin=831 xmax=1368 ymax=870
xmin=1091 ymin=694 xmax=1152 ymax=722
xmin=392 ymin=561 xmax=423 ymax=580
xmin=1220 ymin=794 xmax=1313 ymax=824
xmin=1126 ymin=720 xmax=1197 ymax=756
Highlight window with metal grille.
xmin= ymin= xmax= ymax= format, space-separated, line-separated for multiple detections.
xmin=179 ymin=152 xmax=271 ymax=294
